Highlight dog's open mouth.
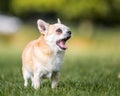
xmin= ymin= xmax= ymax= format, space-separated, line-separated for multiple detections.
xmin=56 ymin=36 xmax=71 ymax=50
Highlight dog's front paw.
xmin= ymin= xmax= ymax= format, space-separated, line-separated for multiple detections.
xmin=34 ymin=83 xmax=40 ymax=89
xmin=51 ymin=81 xmax=58 ymax=89
xmin=33 ymin=76 xmax=41 ymax=89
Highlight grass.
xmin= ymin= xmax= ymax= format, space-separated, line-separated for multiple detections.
xmin=1 ymin=26 xmax=120 ymax=96
xmin=0 ymin=49 xmax=120 ymax=96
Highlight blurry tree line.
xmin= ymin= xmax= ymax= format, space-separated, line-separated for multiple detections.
xmin=0 ymin=0 xmax=120 ymax=24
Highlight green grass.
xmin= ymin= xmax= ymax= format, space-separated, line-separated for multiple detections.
xmin=0 ymin=50 xmax=120 ymax=96
xmin=1 ymin=26 xmax=120 ymax=96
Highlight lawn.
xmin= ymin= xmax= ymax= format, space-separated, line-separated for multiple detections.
xmin=0 ymin=26 xmax=120 ymax=96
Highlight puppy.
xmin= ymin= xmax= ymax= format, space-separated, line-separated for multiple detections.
xmin=22 ymin=18 xmax=71 ymax=89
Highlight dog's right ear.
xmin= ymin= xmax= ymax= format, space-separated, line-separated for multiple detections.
xmin=37 ymin=19 xmax=49 ymax=35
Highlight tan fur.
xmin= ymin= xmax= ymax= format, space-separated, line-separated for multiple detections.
xmin=22 ymin=19 xmax=71 ymax=89
xmin=22 ymin=36 xmax=52 ymax=71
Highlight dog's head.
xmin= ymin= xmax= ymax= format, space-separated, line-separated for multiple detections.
xmin=37 ymin=19 xmax=71 ymax=51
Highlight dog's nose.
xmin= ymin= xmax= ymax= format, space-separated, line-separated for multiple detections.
xmin=67 ymin=31 xmax=71 ymax=35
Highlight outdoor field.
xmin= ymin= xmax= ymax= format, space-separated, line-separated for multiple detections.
xmin=1 ymin=0 xmax=120 ymax=96
xmin=0 ymin=26 xmax=120 ymax=96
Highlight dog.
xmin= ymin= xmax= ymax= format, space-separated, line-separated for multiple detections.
xmin=22 ymin=18 xmax=71 ymax=89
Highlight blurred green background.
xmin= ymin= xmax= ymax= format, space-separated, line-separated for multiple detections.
xmin=1 ymin=0 xmax=120 ymax=22
xmin=0 ymin=0 xmax=120 ymax=55
xmin=1 ymin=0 xmax=120 ymax=96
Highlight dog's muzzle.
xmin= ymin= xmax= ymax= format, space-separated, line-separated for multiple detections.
xmin=56 ymin=32 xmax=71 ymax=50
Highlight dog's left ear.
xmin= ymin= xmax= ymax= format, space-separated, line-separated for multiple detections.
xmin=37 ymin=19 xmax=49 ymax=34
xmin=57 ymin=18 xmax=61 ymax=24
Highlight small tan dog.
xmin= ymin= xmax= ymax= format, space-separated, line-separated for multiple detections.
xmin=22 ymin=19 xmax=71 ymax=89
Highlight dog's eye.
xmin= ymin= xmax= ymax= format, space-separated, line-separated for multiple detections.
xmin=56 ymin=28 xmax=62 ymax=34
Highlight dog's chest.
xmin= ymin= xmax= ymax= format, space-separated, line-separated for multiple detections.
xmin=34 ymin=46 xmax=65 ymax=72
xmin=50 ymin=51 xmax=64 ymax=71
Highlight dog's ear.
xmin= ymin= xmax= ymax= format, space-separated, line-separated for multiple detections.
xmin=37 ymin=19 xmax=49 ymax=34
xmin=57 ymin=18 xmax=61 ymax=24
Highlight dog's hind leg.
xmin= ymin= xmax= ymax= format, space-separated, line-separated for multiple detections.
xmin=22 ymin=68 xmax=31 ymax=87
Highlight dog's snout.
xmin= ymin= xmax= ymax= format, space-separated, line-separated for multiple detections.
xmin=67 ymin=31 xmax=71 ymax=35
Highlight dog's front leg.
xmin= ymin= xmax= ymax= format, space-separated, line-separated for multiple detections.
xmin=33 ymin=72 xmax=42 ymax=89
xmin=51 ymin=72 xmax=60 ymax=88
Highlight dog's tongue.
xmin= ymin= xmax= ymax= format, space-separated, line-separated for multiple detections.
xmin=59 ymin=40 xmax=67 ymax=49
